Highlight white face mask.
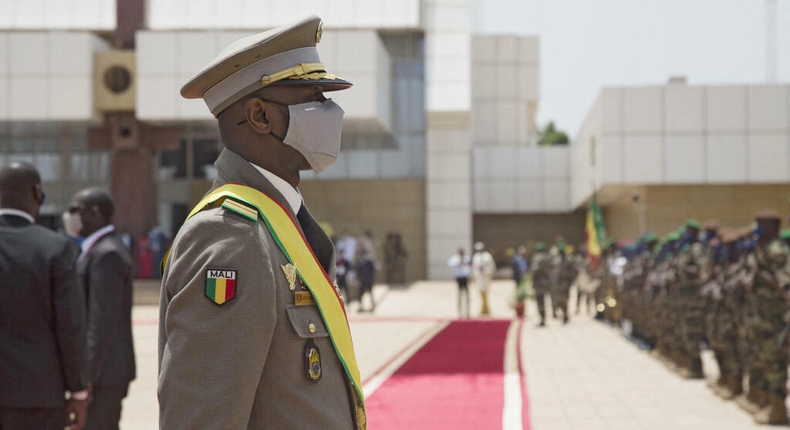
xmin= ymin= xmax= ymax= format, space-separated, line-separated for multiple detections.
xmin=62 ymin=211 xmax=82 ymax=238
xmin=266 ymin=98 xmax=345 ymax=174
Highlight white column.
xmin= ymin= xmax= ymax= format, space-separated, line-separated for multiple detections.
xmin=424 ymin=0 xmax=472 ymax=279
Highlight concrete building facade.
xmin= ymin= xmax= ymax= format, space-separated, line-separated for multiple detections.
xmin=3 ymin=0 xmax=787 ymax=280
xmin=572 ymin=78 xmax=790 ymax=240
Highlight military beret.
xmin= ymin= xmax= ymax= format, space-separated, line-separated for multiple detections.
xmin=181 ymin=15 xmax=351 ymax=117
xmin=685 ymin=219 xmax=701 ymax=230
xmin=739 ymin=226 xmax=754 ymax=239
xmin=720 ymin=230 xmax=739 ymax=244
xmin=641 ymin=232 xmax=658 ymax=243
xmin=534 ymin=242 xmax=546 ymax=251
xmin=702 ymin=219 xmax=721 ymax=230
xmin=666 ymin=232 xmax=681 ymax=241
xmin=780 ymin=229 xmax=790 ymax=240
xmin=754 ymin=210 xmax=781 ymax=221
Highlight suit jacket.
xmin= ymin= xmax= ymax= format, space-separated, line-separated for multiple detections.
xmin=0 ymin=213 xmax=88 ymax=408
xmin=158 ymin=148 xmax=359 ymax=430
xmin=77 ymin=230 xmax=136 ymax=388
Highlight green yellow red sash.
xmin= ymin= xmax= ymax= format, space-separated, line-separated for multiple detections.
xmin=161 ymin=183 xmax=366 ymax=414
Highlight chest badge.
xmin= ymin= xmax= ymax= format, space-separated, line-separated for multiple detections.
xmin=205 ymin=268 xmax=237 ymax=306
xmin=294 ymin=290 xmax=316 ymax=306
xmin=305 ymin=340 xmax=322 ymax=383
xmin=281 ymin=263 xmax=298 ymax=291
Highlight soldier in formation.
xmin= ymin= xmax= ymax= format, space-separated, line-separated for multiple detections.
xmin=613 ymin=211 xmax=790 ymax=425
xmin=550 ymin=242 xmax=577 ymax=324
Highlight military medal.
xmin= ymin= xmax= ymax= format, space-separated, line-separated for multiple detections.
xmin=304 ymin=339 xmax=322 ymax=383
xmin=281 ymin=263 xmax=298 ymax=291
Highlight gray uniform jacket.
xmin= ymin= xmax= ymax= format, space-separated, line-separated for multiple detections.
xmin=77 ymin=231 xmax=136 ymax=388
xmin=0 ymin=213 xmax=88 ymax=408
xmin=158 ymin=149 xmax=359 ymax=430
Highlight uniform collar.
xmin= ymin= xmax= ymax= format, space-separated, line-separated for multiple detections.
xmin=0 ymin=208 xmax=35 ymax=224
xmin=248 ymin=163 xmax=303 ymax=215
xmin=80 ymin=224 xmax=115 ymax=256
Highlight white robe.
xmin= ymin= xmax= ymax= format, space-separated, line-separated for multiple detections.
xmin=471 ymin=251 xmax=496 ymax=292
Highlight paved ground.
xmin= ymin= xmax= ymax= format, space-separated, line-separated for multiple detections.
xmin=122 ymin=280 xmax=772 ymax=430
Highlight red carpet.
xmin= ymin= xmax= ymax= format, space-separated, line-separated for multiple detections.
xmin=365 ymin=320 xmax=514 ymax=430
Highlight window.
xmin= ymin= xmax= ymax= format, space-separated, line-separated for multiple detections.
xmin=192 ymin=138 xmax=220 ymax=179
xmin=160 ymin=139 xmax=188 ymax=180
xmin=158 ymin=123 xmax=221 ymax=182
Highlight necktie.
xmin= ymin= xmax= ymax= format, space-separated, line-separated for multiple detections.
xmin=296 ymin=204 xmax=331 ymax=273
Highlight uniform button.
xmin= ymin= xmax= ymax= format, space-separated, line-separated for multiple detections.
xmin=308 ymin=323 xmax=316 ymax=333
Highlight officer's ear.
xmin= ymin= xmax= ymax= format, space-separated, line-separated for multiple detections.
xmin=244 ymin=98 xmax=278 ymax=135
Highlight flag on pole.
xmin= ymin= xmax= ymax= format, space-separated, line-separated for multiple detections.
xmin=585 ymin=193 xmax=607 ymax=268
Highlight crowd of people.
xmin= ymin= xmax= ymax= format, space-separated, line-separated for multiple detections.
xmin=449 ymin=238 xmax=588 ymax=324
xmin=0 ymin=162 xmax=135 ymax=430
xmin=335 ymin=230 xmax=380 ymax=311
xmin=597 ymin=211 xmax=790 ymax=425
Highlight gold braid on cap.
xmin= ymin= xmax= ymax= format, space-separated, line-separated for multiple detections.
xmin=260 ymin=62 xmax=325 ymax=86
xmin=288 ymin=72 xmax=340 ymax=81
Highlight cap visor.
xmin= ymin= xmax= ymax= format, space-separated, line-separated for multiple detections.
xmin=277 ymin=75 xmax=352 ymax=91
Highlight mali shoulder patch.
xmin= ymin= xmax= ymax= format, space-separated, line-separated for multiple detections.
xmin=205 ymin=268 xmax=238 ymax=306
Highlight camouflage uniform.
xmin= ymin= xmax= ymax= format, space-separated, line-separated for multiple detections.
xmin=675 ymin=240 xmax=706 ymax=378
xmin=746 ymin=237 xmax=788 ymax=424
xmin=622 ymin=239 xmax=655 ymax=343
xmin=734 ymin=234 xmax=760 ymax=413
xmin=532 ymin=247 xmax=553 ymax=326
xmin=653 ymin=236 xmax=681 ymax=369
xmin=712 ymin=246 xmax=746 ymax=399
xmin=552 ymin=251 xmax=577 ymax=323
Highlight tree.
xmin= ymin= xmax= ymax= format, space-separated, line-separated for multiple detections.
xmin=537 ymin=121 xmax=569 ymax=146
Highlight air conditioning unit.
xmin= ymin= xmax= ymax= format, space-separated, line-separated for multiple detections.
xmin=95 ymin=50 xmax=136 ymax=112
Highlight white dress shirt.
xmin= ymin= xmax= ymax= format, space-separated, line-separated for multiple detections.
xmin=79 ymin=224 xmax=115 ymax=262
xmin=249 ymin=163 xmax=303 ymax=214
xmin=0 ymin=208 xmax=35 ymax=224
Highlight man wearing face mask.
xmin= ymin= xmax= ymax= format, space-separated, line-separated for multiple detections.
xmin=69 ymin=188 xmax=136 ymax=430
xmin=0 ymin=162 xmax=89 ymax=430
xmin=158 ymin=16 xmax=366 ymax=430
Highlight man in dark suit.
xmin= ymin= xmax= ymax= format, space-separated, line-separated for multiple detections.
xmin=69 ymin=189 xmax=135 ymax=430
xmin=0 ymin=161 xmax=89 ymax=430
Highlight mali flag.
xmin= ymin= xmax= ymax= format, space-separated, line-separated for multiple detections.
xmin=205 ymin=269 xmax=237 ymax=305
xmin=585 ymin=193 xmax=607 ymax=268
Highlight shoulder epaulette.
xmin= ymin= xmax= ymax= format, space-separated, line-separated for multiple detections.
xmin=221 ymin=197 xmax=259 ymax=222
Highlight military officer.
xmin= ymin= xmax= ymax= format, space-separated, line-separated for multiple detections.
xmin=550 ymin=243 xmax=574 ymax=324
xmin=531 ymin=243 xmax=552 ymax=327
xmin=157 ymin=16 xmax=366 ymax=430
